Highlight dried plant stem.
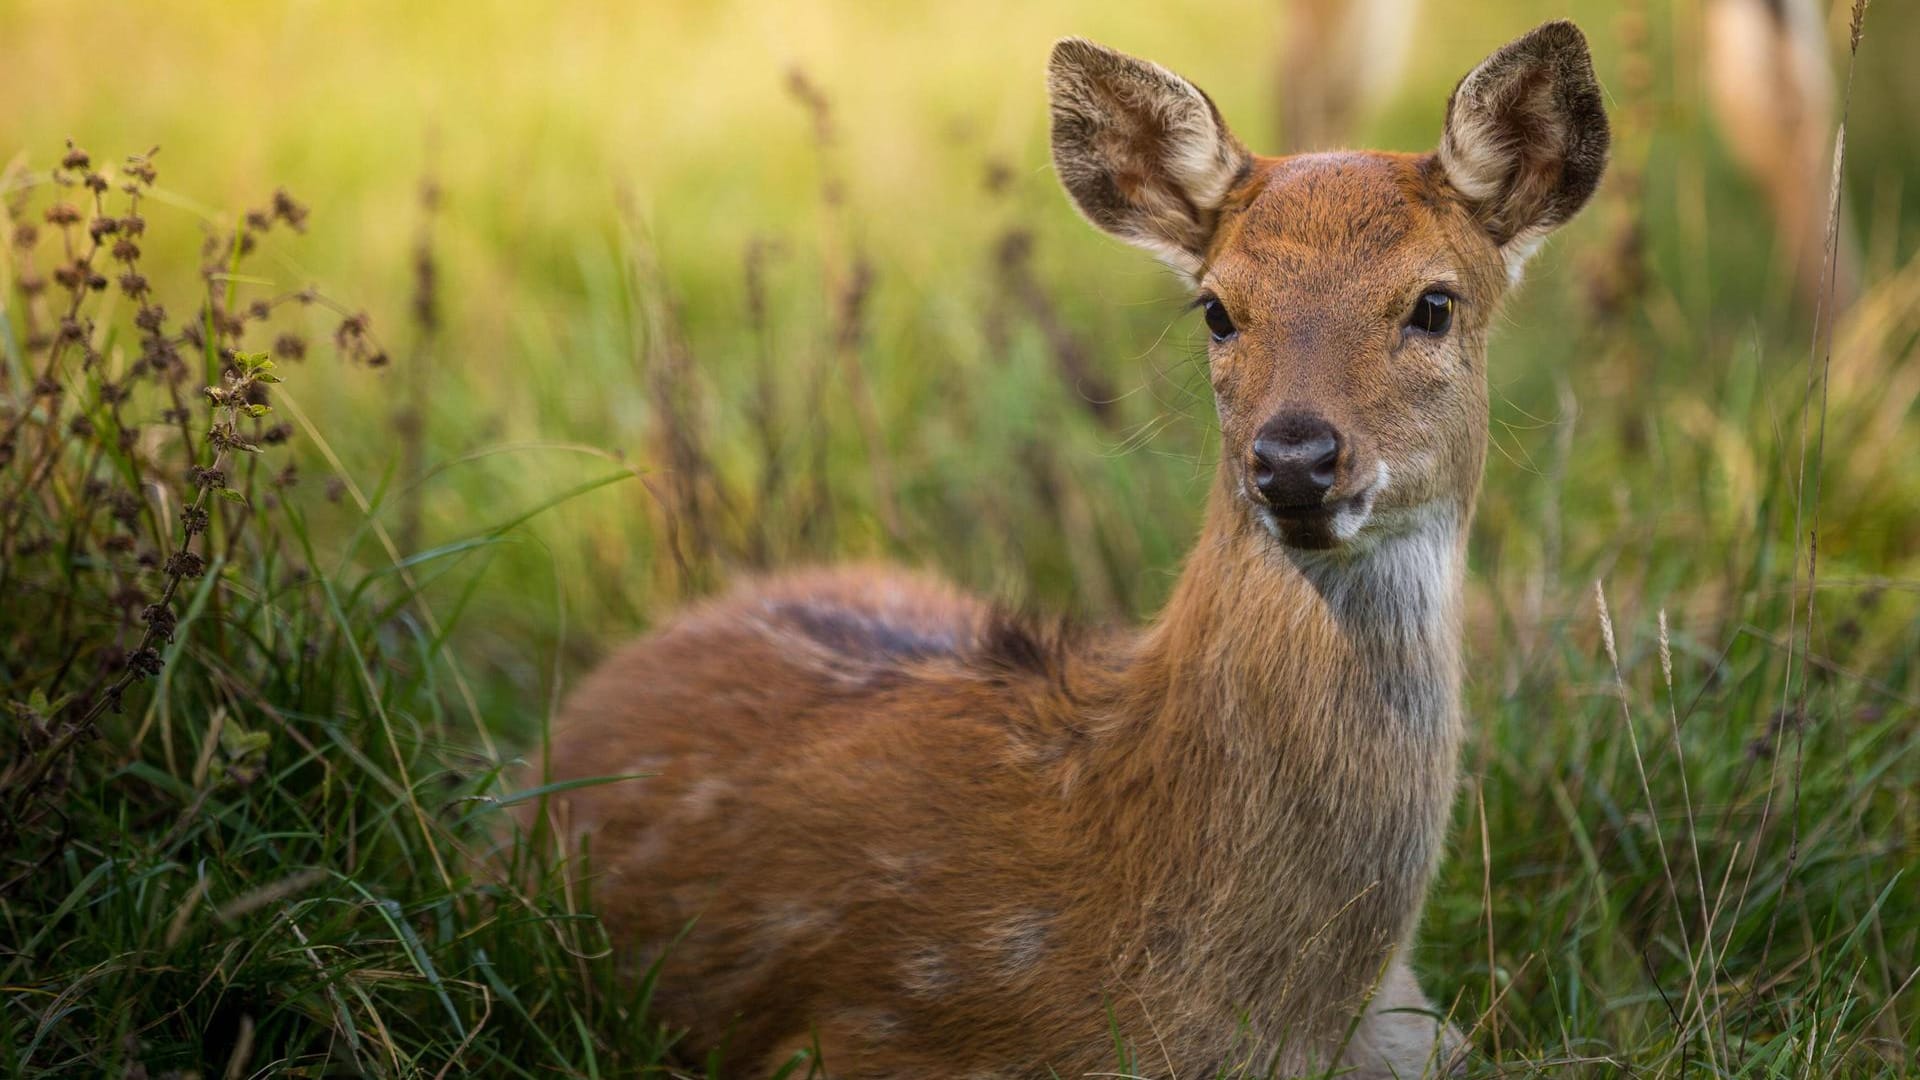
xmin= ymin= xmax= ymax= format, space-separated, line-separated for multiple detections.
xmin=1726 ymin=0 xmax=1868 ymax=1048
xmin=788 ymin=67 xmax=902 ymax=544
xmin=0 ymin=189 xmax=104 ymax=456
xmin=2 ymin=382 xmax=243 ymax=837
xmin=396 ymin=176 xmax=440 ymax=555
xmin=743 ymin=236 xmax=785 ymax=564
xmin=994 ymin=228 xmax=1118 ymax=430
xmin=828 ymin=254 xmax=902 ymax=543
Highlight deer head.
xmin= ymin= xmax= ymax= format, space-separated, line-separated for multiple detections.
xmin=1049 ymin=22 xmax=1608 ymax=551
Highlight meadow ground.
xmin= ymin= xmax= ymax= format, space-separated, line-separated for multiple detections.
xmin=1 ymin=0 xmax=1917 ymax=1075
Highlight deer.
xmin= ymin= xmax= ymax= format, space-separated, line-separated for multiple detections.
xmin=532 ymin=20 xmax=1608 ymax=1079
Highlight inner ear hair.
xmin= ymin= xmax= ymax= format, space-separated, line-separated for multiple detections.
xmin=1048 ymin=38 xmax=1252 ymax=275
xmin=1439 ymin=20 xmax=1610 ymax=264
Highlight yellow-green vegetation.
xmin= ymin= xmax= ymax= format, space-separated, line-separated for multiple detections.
xmin=2 ymin=0 xmax=1916 ymax=1075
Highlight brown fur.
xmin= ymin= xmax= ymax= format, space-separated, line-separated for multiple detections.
xmin=534 ymin=23 xmax=1608 ymax=1079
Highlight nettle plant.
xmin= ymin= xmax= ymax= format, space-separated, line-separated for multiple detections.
xmin=0 ymin=142 xmax=383 ymax=872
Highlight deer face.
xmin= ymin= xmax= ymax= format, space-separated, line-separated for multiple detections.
xmin=1049 ymin=22 xmax=1608 ymax=551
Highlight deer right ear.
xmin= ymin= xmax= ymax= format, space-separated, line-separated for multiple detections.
xmin=1438 ymin=21 xmax=1610 ymax=279
xmin=1048 ymin=39 xmax=1252 ymax=277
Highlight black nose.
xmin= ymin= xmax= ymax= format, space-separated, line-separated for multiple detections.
xmin=1250 ymin=412 xmax=1341 ymax=509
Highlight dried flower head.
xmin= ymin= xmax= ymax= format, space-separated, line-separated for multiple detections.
xmin=164 ymin=550 xmax=206 ymax=579
xmin=123 ymin=148 xmax=159 ymax=186
xmin=271 ymin=188 xmax=309 ymax=232
xmin=124 ymin=647 xmax=164 ymax=679
xmin=142 ymin=603 xmax=178 ymax=642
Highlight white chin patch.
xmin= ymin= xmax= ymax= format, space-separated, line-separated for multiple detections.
xmin=1329 ymin=461 xmax=1391 ymax=542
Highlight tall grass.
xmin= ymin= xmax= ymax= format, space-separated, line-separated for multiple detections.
xmin=0 ymin=144 xmax=682 ymax=1076
xmin=2 ymin=0 xmax=1918 ymax=1075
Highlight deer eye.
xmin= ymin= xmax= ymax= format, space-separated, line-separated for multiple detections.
xmin=1407 ymin=291 xmax=1453 ymax=336
xmin=1201 ymin=297 xmax=1237 ymax=341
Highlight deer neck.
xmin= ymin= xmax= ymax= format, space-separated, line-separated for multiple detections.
xmin=1139 ymin=484 xmax=1468 ymax=746
xmin=1077 ymin=473 xmax=1470 ymax=1007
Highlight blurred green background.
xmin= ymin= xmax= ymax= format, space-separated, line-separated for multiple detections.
xmin=4 ymin=0 xmax=1919 ymax=1073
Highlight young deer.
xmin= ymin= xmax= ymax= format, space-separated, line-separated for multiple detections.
xmin=537 ymin=21 xmax=1607 ymax=1078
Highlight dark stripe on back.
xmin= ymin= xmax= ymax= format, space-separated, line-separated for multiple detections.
xmin=771 ymin=602 xmax=961 ymax=663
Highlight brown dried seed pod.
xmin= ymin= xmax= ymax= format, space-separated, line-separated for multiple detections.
xmin=164 ymin=550 xmax=206 ymax=579
xmin=108 ymin=490 xmax=142 ymax=526
xmin=272 ymin=188 xmax=309 ymax=231
xmin=125 ymin=647 xmax=164 ymax=678
xmin=142 ymin=603 xmax=178 ymax=641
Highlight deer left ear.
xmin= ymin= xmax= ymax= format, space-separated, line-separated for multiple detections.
xmin=1048 ymin=38 xmax=1252 ymax=277
xmin=1439 ymin=20 xmax=1610 ymax=278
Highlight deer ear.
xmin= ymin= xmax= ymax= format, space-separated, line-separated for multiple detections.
xmin=1048 ymin=38 xmax=1252 ymax=277
xmin=1439 ymin=20 xmax=1610 ymax=277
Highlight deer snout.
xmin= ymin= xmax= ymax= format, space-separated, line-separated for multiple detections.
xmin=1249 ymin=411 xmax=1341 ymax=511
